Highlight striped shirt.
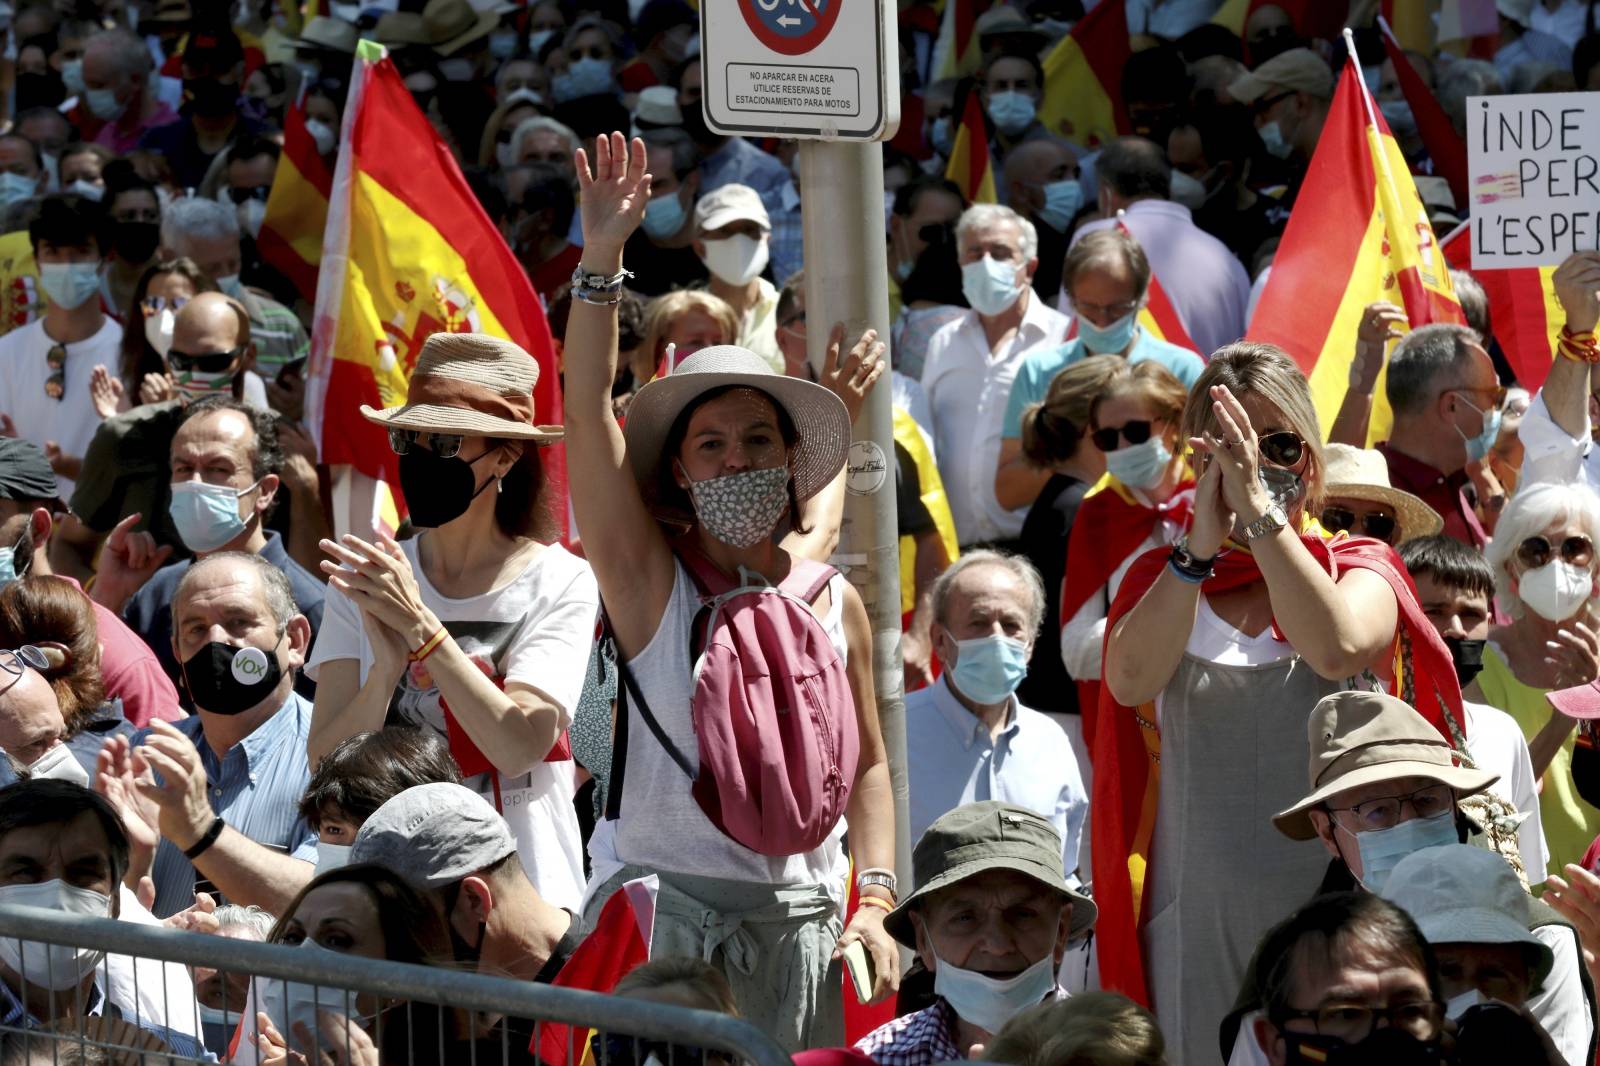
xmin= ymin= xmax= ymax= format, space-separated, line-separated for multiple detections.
xmin=240 ymin=289 xmax=309 ymax=376
xmin=135 ymin=693 xmax=318 ymax=919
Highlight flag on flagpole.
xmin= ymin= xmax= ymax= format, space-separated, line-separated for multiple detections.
xmin=308 ymin=40 xmax=565 ymax=538
xmin=1440 ymin=224 xmax=1564 ymax=391
xmin=944 ymin=85 xmax=996 ymax=204
xmin=535 ymin=877 xmax=656 ymax=1066
xmin=1038 ymin=0 xmax=1130 ymax=150
xmin=929 ymin=0 xmax=985 ymax=84
xmin=1381 ymin=0 xmax=1433 ymax=52
xmin=258 ymin=95 xmax=332 ymax=307
xmin=1246 ymin=34 xmax=1464 ymax=446
xmin=1377 ymin=16 xmax=1466 ymax=210
xmin=1114 ymin=220 xmax=1199 ymax=353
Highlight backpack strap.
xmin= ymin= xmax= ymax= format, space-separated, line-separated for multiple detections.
xmin=779 ymin=558 xmax=839 ymax=603
xmin=600 ymin=609 xmax=695 ymax=824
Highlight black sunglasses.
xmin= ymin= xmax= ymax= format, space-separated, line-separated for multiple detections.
xmin=1258 ymin=430 xmax=1307 ymax=469
xmin=44 ymin=344 xmax=65 ymax=401
xmin=1320 ymin=505 xmax=1398 ymax=544
xmin=388 ymin=427 xmax=465 ymax=459
xmin=1517 ymin=534 xmax=1595 ymax=571
xmin=224 ymin=184 xmax=271 ymax=205
xmin=168 ymin=345 xmax=245 ymax=374
xmin=1091 ymin=420 xmax=1155 ymax=452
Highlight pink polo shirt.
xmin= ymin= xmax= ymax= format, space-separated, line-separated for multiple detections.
xmin=58 ymin=576 xmax=182 ymax=726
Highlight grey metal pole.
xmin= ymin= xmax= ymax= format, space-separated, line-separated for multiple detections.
xmin=796 ymin=141 xmax=911 ymax=897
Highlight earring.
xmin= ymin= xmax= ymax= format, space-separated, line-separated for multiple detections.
xmin=496 ymin=475 xmax=504 ymax=494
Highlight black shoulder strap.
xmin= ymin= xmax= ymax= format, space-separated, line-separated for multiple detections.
xmin=603 ymin=625 xmax=695 ymax=822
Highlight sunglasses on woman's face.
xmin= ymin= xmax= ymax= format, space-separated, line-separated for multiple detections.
xmin=387 ymin=427 xmax=466 ymax=459
xmin=1091 ymin=420 xmax=1155 ymax=452
xmin=1320 ymin=505 xmax=1398 ymax=544
xmin=1257 ymin=430 xmax=1307 ymax=470
xmin=1517 ymin=533 xmax=1595 ymax=571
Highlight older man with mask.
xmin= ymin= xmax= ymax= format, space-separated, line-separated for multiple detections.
xmin=924 ymin=204 xmax=1069 ymax=550
xmin=81 ymin=28 xmax=177 ymax=155
xmin=906 ymin=553 xmax=1087 ymax=885
xmin=0 ymin=654 xmax=75 ymax=780
xmin=95 ymin=552 xmax=318 ymax=920
xmin=856 ymin=802 xmax=1095 ymax=1064
xmin=1002 ymin=139 xmax=1078 ymax=303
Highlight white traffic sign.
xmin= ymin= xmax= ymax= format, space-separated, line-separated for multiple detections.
xmin=700 ymin=0 xmax=899 ymax=140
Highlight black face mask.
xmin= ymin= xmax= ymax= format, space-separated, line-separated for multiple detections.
xmin=1282 ymin=1026 xmax=1442 ymax=1066
xmin=185 ymin=78 xmax=239 ymax=119
xmin=113 ymin=221 xmax=160 ymax=264
xmin=1446 ymin=636 xmax=1486 ymax=689
xmin=397 ymin=446 xmax=497 ymax=529
xmin=181 ymin=637 xmax=283 ymax=715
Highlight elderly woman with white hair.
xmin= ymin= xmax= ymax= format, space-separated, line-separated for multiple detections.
xmin=1477 ymin=481 xmax=1600 ymax=875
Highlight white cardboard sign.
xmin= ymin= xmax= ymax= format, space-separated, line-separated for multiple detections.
xmin=1467 ymin=92 xmax=1600 ymax=269
xmin=700 ymin=0 xmax=900 ymax=140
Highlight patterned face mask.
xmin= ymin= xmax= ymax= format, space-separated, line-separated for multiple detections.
xmin=681 ymin=464 xmax=791 ymax=548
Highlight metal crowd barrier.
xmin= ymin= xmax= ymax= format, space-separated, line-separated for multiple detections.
xmin=0 ymin=904 xmax=794 ymax=1066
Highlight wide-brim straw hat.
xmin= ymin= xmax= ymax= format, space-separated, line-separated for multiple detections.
xmin=361 ymin=333 xmax=562 ymax=442
xmin=622 ymin=345 xmax=849 ymax=503
xmin=1322 ymin=443 xmax=1444 ymax=544
xmin=1273 ymin=690 xmax=1496 ymax=841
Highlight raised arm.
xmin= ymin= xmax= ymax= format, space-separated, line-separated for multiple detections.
xmin=1542 ymin=253 xmax=1600 ymax=440
xmin=1327 ymin=302 xmax=1405 ymax=448
xmin=565 ymin=133 xmax=677 ymax=657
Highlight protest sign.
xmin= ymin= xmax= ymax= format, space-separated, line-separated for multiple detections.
xmin=1467 ymin=92 xmax=1600 ymax=269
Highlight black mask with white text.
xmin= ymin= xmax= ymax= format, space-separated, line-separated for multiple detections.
xmin=181 ymin=636 xmax=283 ymax=715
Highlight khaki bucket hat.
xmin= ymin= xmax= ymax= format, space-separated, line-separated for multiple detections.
xmin=884 ymin=802 xmax=1096 ymax=947
xmin=1273 ymin=691 xmax=1496 ymax=841
xmin=361 ymin=333 xmax=562 ymax=442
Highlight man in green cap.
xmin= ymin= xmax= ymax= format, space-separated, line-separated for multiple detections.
xmin=854 ymin=800 xmax=1095 ymax=1064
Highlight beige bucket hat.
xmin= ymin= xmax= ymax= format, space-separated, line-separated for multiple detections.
xmin=1322 ymin=443 xmax=1444 ymax=544
xmin=361 ymin=333 xmax=562 ymax=442
xmin=1273 ymin=690 xmax=1497 ymax=841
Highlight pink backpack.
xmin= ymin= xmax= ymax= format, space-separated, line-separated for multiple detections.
xmin=608 ymin=550 xmax=860 ymax=856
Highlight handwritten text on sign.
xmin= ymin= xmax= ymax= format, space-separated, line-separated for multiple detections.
xmin=1467 ymin=92 xmax=1600 ymax=269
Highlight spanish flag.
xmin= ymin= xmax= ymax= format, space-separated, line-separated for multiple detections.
xmin=535 ymin=877 xmax=656 ymax=1066
xmin=258 ymin=96 xmax=332 ymax=307
xmin=1246 ymin=39 xmax=1463 ymax=446
xmin=1441 ymin=223 xmax=1564 ymax=391
xmin=929 ymin=0 xmax=986 ymax=83
xmin=307 ymin=41 xmax=565 ymax=532
xmin=943 ymin=86 xmax=996 ymax=205
xmin=1038 ymin=0 xmax=1128 ymax=150
xmin=1210 ymin=0 xmax=1349 ymax=43
xmin=1378 ymin=16 xmax=1466 ymax=210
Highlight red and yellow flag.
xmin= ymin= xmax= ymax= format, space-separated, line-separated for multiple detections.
xmin=1246 ymin=44 xmax=1463 ymax=445
xmin=1441 ymin=224 xmax=1563 ymax=391
xmin=1381 ymin=0 xmax=1433 ymax=52
xmin=1038 ymin=0 xmax=1129 ymax=150
xmin=930 ymin=0 xmax=986 ymax=83
xmin=1378 ymin=16 xmax=1466 ymax=210
xmin=535 ymin=877 xmax=656 ymax=1066
xmin=258 ymin=96 xmax=332 ymax=307
xmin=307 ymin=43 xmax=565 ymax=530
xmin=943 ymin=86 xmax=996 ymax=205
xmin=1115 ymin=220 xmax=1198 ymax=353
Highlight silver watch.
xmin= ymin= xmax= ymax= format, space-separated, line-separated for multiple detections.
xmin=1241 ymin=502 xmax=1288 ymax=543
xmin=856 ymin=871 xmax=897 ymax=900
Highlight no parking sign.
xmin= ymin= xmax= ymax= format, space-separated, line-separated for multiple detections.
xmin=701 ymin=0 xmax=899 ymax=140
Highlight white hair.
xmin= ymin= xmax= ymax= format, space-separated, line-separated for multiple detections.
xmin=931 ymin=549 xmax=1047 ymax=641
xmin=86 ymin=28 xmax=152 ymax=89
xmin=213 ymin=904 xmax=275 ymax=941
xmin=161 ymin=195 xmax=239 ymax=252
xmin=509 ymin=117 xmax=579 ymax=162
xmin=956 ymin=203 xmax=1038 ymax=263
xmin=1484 ymin=481 xmax=1600 ymax=620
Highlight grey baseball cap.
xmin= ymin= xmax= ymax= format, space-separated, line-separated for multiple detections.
xmin=350 ymin=782 xmax=517 ymax=889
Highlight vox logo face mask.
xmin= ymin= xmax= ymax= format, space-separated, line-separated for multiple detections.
xmin=181 ymin=636 xmax=283 ymax=715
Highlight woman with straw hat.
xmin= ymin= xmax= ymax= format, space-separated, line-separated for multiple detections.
xmin=304 ymin=332 xmax=598 ymax=914
xmin=562 ymin=132 xmax=897 ymax=1047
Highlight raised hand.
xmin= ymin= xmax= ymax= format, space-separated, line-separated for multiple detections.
xmin=1350 ymin=302 xmax=1406 ymax=395
xmin=89 ymin=513 xmax=173 ymax=611
xmin=94 ymin=735 xmax=159 ymax=886
xmin=575 ymin=131 xmax=652 ymax=254
xmin=139 ymin=372 xmax=175 ymax=406
xmin=319 ymin=533 xmax=434 ymax=648
xmin=1554 ymin=251 xmax=1600 ymax=335
xmin=818 ymin=324 xmax=886 ymax=425
xmin=131 ymin=721 xmax=219 ymax=851
xmin=1187 ymin=446 xmax=1232 ymax=559
xmin=1544 ymin=621 xmax=1600 ymax=690
xmin=90 ymin=364 xmax=124 ymax=419
xmin=1189 ymin=384 xmax=1273 ymax=532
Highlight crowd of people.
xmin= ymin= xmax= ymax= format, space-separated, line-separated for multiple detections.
xmin=0 ymin=1 xmax=1597 ymax=1065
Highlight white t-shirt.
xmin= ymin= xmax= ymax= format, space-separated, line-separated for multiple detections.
xmin=0 ymin=316 xmax=121 ymax=498
xmin=1464 ymin=699 xmax=1551 ymax=877
xmin=307 ymin=539 xmax=599 ymax=911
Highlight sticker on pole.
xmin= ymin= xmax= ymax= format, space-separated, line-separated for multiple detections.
xmin=846 ymin=440 xmax=887 ymax=495
xmin=701 ymin=0 xmax=898 ymax=140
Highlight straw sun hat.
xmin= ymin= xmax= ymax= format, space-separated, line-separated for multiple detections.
xmin=622 ymin=345 xmax=850 ymax=502
xmin=360 ymin=333 xmax=562 ymax=442
xmin=1322 ymin=443 xmax=1444 ymax=544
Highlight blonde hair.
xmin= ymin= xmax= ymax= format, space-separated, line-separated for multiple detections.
xmin=1180 ymin=341 xmax=1326 ymax=514
xmin=613 ymin=958 xmax=740 ymax=1017
xmin=1088 ymin=359 xmax=1189 ymax=432
xmin=984 ymin=992 xmax=1166 ymax=1066
xmin=640 ymin=290 xmax=739 ymax=376
xmin=1020 ymin=354 xmax=1123 ymax=467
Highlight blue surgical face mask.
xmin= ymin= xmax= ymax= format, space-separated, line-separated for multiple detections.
xmin=1035 ymin=179 xmax=1082 ymax=233
xmin=929 ymin=115 xmax=954 ymax=157
xmin=948 ymin=634 xmax=1029 ymax=705
xmin=526 ymin=29 xmax=555 ymax=56
xmin=961 ymin=255 xmax=1023 ymax=316
xmin=1453 ymin=394 xmax=1502 ymax=464
xmin=0 ymin=531 xmax=28 ymax=589
xmin=1077 ymin=309 xmax=1137 ymax=355
xmin=38 ymin=261 xmax=101 ymax=310
xmin=168 ymin=478 xmax=261 ymax=553
xmin=0 ymin=171 xmax=37 ymax=210
xmin=85 ymin=86 xmax=125 ymax=121
xmin=488 ymin=29 xmax=518 ymax=61
xmin=986 ymin=91 xmax=1036 ymax=138
xmin=1259 ymin=119 xmax=1294 ymax=160
xmin=1379 ymin=98 xmax=1417 ymax=140
xmin=216 ymin=273 xmax=244 ymax=299
xmin=641 ymin=191 xmax=687 ymax=240
xmin=1341 ymin=809 xmax=1458 ymax=893
xmin=932 ymin=946 xmax=1057 ymax=1035
xmin=61 ymin=58 xmax=84 ymax=98
xmin=1105 ymin=435 xmax=1172 ymax=490
xmin=552 ymin=57 xmax=615 ymax=103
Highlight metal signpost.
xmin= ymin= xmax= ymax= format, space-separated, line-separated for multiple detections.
xmin=700 ymin=0 xmax=911 ymax=906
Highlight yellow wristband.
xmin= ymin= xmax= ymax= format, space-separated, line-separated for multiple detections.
xmin=857 ymin=895 xmax=894 ymax=913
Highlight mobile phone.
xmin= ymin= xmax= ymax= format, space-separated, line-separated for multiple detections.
xmin=842 ymin=940 xmax=874 ymax=1003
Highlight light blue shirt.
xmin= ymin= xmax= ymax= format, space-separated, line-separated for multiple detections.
xmin=1001 ymin=328 xmax=1205 ymax=440
xmin=906 ymin=676 xmax=1089 ymax=882
xmin=136 ymin=692 xmax=318 ymax=919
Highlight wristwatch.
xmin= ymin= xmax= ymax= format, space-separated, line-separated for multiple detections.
xmin=1241 ymin=502 xmax=1289 ymax=543
xmin=856 ymin=870 xmax=898 ymax=901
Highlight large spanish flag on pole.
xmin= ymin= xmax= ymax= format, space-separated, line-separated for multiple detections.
xmin=1038 ymin=0 xmax=1129 ymax=150
xmin=1247 ymin=32 xmax=1463 ymax=446
xmin=308 ymin=40 xmax=565 ymax=537
xmin=1441 ymin=223 xmax=1564 ymax=391
xmin=1377 ymin=16 xmax=1466 ymax=210
xmin=943 ymin=85 xmax=996 ymax=205
xmin=929 ymin=0 xmax=986 ymax=84
xmin=257 ymin=96 xmax=331 ymax=307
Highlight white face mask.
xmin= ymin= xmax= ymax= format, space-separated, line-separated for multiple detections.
xmin=1519 ymin=560 xmax=1593 ymax=622
xmin=931 ymin=945 xmax=1058 ymax=1036
xmin=304 ymin=119 xmax=336 ymax=157
xmin=0 ymin=879 xmax=111 ymax=989
xmin=256 ymin=940 xmax=365 ymax=1044
xmin=314 ymin=842 xmax=352 ymax=874
xmin=238 ymin=198 xmax=266 ymax=241
xmin=27 ymin=743 xmax=86 ymax=786
xmin=144 ymin=307 xmax=175 ymax=358
xmin=1169 ymin=169 xmax=1207 ymax=209
xmin=700 ymin=233 xmax=769 ymax=286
